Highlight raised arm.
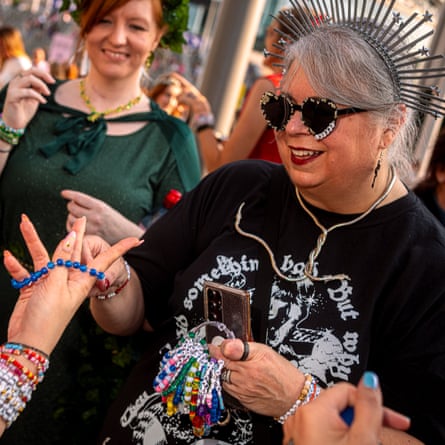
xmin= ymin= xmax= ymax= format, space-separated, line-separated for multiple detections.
xmin=84 ymin=234 xmax=148 ymax=335
xmin=0 ymin=215 xmax=140 ymax=434
xmin=170 ymin=73 xmax=276 ymax=173
xmin=0 ymin=68 xmax=55 ymax=175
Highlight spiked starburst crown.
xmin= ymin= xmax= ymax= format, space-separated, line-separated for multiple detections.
xmin=266 ymin=0 xmax=445 ymax=118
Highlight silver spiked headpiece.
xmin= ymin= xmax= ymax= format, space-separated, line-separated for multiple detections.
xmin=265 ymin=0 xmax=445 ymax=118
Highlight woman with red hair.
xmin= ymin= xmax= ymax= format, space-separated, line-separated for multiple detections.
xmin=0 ymin=26 xmax=32 ymax=89
xmin=0 ymin=0 xmax=197 ymax=443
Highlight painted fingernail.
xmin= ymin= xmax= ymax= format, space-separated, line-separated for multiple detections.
xmin=363 ymin=371 xmax=379 ymax=389
xmin=63 ymin=231 xmax=76 ymax=251
xmin=3 ymin=250 xmax=11 ymax=257
xmin=21 ymin=214 xmax=30 ymax=223
xmin=96 ymin=278 xmax=110 ymax=292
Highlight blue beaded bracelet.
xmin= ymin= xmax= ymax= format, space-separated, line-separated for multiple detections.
xmin=11 ymin=259 xmax=105 ymax=290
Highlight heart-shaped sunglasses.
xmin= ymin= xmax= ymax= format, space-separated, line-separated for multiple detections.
xmin=260 ymin=91 xmax=367 ymax=140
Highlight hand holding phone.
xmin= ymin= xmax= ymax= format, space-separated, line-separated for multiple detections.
xmin=203 ymin=281 xmax=252 ymax=343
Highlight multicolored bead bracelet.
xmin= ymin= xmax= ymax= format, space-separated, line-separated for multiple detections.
xmin=153 ymin=321 xmax=235 ymax=438
xmin=0 ymin=115 xmax=25 ymax=146
xmin=10 ymin=259 xmax=105 ymax=290
xmin=0 ymin=342 xmax=50 ymax=428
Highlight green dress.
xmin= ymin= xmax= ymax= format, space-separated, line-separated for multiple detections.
xmin=0 ymin=81 xmax=201 ymax=444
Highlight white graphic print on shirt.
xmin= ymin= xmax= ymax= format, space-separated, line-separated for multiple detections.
xmin=114 ymin=252 xmax=360 ymax=444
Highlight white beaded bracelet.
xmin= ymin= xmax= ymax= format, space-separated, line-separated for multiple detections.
xmin=275 ymin=373 xmax=318 ymax=424
xmin=96 ymin=260 xmax=131 ymax=300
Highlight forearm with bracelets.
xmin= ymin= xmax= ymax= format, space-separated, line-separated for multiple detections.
xmin=275 ymin=373 xmax=321 ymax=424
xmin=0 ymin=342 xmax=50 ymax=430
xmin=89 ymin=260 xmax=148 ymax=335
xmin=186 ymin=97 xmax=226 ymax=173
xmin=0 ymin=114 xmax=24 ymax=153
xmin=188 ymin=94 xmax=215 ymax=134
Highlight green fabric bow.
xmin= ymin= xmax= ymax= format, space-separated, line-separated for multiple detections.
xmin=40 ymin=113 xmax=107 ymax=174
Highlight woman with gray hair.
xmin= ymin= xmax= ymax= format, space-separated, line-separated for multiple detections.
xmin=53 ymin=1 xmax=445 ymax=444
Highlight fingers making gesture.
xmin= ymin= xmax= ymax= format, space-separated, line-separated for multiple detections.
xmin=3 ymin=214 xmax=140 ymax=356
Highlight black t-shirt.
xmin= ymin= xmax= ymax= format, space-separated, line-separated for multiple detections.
xmin=98 ymin=160 xmax=445 ymax=444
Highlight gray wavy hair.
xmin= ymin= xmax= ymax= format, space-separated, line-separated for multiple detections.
xmin=282 ymin=25 xmax=418 ymax=181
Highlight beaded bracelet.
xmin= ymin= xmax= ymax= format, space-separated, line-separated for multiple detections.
xmin=191 ymin=113 xmax=215 ymax=133
xmin=11 ymin=259 xmax=105 ymax=290
xmin=275 ymin=373 xmax=320 ymax=424
xmin=0 ymin=115 xmax=25 ymax=146
xmin=0 ymin=373 xmax=30 ymax=427
xmin=0 ymin=359 xmax=36 ymax=395
xmin=0 ymin=353 xmax=40 ymax=387
xmin=0 ymin=343 xmax=50 ymax=382
xmin=96 ymin=260 xmax=131 ymax=300
xmin=1 ymin=342 xmax=49 ymax=360
xmin=153 ymin=321 xmax=235 ymax=438
xmin=0 ymin=345 xmax=47 ymax=428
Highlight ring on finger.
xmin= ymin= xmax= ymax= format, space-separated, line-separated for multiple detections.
xmin=240 ymin=341 xmax=250 ymax=361
xmin=221 ymin=368 xmax=232 ymax=384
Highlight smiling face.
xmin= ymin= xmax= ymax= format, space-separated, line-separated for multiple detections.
xmin=275 ymin=64 xmax=387 ymax=206
xmin=84 ymin=0 xmax=163 ymax=82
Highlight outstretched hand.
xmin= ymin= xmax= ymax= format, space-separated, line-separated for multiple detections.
xmin=281 ymin=372 xmax=411 ymax=445
xmin=3 ymin=214 xmax=141 ymax=356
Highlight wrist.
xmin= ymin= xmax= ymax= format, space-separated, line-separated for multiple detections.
xmin=0 ymin=343 xmax=49 ymax=428
xmin=96 ymin=260 xmax=131 ymax=300
xmin=191 ymin=113 xmax=215 ymax=133
xmin=275 ymin=374 xmax=321 ymax=424
xmin=0 ymin=114 xmax=25 ymax=146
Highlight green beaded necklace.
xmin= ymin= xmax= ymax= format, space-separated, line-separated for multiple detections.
xmin=79 ymin=79 xmax=143 ymax=122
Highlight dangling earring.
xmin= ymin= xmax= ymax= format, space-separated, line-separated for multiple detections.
xmin=371 ymin=151 xmax=384 ymax=189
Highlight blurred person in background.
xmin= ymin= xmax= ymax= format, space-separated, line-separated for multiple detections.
xmin=0 ymin=26 xmax=32 ymax=89
xmin=32 ymin=47 xmax=51 ymax=73
xmin=172 ymin=7 xmax=302 ymax=174
xmin=414 ymin=127 xmax=445 ymax=226
xmin=146 ymin=73 xmax=190 ymax=120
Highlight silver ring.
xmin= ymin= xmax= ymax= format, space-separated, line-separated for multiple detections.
xmin=221 ymin=368 xmax=232 ymax=384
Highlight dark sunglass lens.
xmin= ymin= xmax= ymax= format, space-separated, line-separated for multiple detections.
xmin=261 ymin=94 xmax=290 ymax=130
xmin=302 ymin=99 xmax=335 ymax=135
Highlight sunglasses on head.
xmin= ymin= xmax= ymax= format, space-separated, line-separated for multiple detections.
xmin=260 ymin=91 xmax=367 ymax=140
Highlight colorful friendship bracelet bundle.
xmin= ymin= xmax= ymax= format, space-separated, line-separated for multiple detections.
xmin=0 ymin=115 xmax=25 ymax=146
xmin=153 ymin=321 xmax=235 ymax=438
xmin=11 ymin=259 xmax=105 ymax=290
xmin=0 ymin=343 xmax=50 ymax=427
